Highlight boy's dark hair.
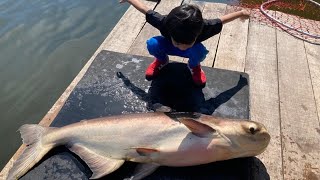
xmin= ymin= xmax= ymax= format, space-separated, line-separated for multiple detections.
xmin=164 ymin=4 xmax=204 ymax=44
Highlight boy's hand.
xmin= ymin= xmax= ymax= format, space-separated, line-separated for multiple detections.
xmin=119 ymin=0 xmax=150 ymax=14
xmin=220 ymin=8 xmax=251 ymax=24
xmin=241 ymin=9 xmax=251 ymax=18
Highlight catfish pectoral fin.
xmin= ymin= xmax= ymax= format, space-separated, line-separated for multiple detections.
xmin=68 ymin=143 xmax=124 ymax=179
xmin=179 ymin=118 xmax=216 ymax=137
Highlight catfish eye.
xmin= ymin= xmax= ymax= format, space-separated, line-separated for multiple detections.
xmin=249 ymin=127 xmax=255 ymax=134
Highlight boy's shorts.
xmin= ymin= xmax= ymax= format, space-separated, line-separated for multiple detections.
xmin=146 ymin=36 xmax=209 ymax=68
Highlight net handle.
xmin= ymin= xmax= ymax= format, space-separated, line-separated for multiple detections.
xmin=260 ymin=0 xmax=320 ymax=39
xmin=308 ymin=0 xmax=320 ymax=7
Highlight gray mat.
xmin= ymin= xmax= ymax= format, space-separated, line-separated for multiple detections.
xmin=20 ymin=50 xmax=265 ymax=180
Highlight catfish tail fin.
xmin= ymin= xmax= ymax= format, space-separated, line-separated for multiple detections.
xmin=7 ymin=124 xmax=56 ymax=180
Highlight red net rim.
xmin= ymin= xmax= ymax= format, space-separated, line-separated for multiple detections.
xmin=260 ymin=0 xmax=320 ymax=39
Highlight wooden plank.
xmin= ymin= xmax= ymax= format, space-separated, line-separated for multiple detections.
xmin=305 ymin=42 xmax=320 ymax=122
xmin=214 ymin=7 xmax=249 ymax=72
xmin=198 ymin=2 xmax=227 ymax=67
xmin=245 ymin=21 xmax=282 ymax=180
xmin=128 ymin=0 xmax=184 ymax=62
xmin=277 ymin=30 xmax=320 ymax=179
xmin=103 ymin=1 xmax=157 ymax=53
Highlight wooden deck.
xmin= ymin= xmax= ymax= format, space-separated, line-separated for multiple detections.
xmin=1 ymin=0 xmax=320 ymax=179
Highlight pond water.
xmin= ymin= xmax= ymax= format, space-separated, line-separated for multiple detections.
xmin=0 ymin=0 xmax=129 ymax=169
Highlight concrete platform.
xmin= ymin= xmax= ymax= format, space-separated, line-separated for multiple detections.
xmin=19 ymin=50 xmax=256 ymax=179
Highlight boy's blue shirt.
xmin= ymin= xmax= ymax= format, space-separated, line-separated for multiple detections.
xmin=146 ymin=10 xmax=223 ymax=43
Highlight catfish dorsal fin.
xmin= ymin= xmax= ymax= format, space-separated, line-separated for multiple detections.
xmin=179 ymin=118 xmax=216 ymax=137
xmin=68 ymin=143 xmax=124 ymax=179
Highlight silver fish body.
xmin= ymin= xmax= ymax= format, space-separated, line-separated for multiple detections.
xmin=6 ymin=112 xmax=270 ymax=180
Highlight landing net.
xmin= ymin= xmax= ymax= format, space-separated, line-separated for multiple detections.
xmin=226 ymin=0 xmax=320 ymax=45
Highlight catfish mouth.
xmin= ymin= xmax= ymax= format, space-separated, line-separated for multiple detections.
xmin=244 ymin=130 xmax=271 ymax=153
xmin=228 ymin=138 xmax=269 ymax=154
xmin=227 ymin=135 xmax=270 ymax=158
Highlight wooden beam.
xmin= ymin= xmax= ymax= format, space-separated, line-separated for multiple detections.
xmin=104 ymin=1 xmax=157 ymax=53
xmin=214 ymin=7 xmax=249 ymax=72
xmin=305 ymin=42 xmax=320 ymax=123
xmin=277 ymin=30 xmax=320 ymax=179
xmin=245 ymin=21 xmax=282 ymax=180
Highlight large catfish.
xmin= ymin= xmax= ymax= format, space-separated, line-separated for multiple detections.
xmin=6 ymin=112 xmax=270 ymax=179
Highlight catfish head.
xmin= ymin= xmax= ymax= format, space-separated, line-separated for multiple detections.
xmin=177 ymin=113 xmax=271 ymax=160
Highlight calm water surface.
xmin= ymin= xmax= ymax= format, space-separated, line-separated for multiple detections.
xmin=0 ymin=0 xmax=129 ymax=169
xmin=0 ymin=0 xmax=319 ymax=170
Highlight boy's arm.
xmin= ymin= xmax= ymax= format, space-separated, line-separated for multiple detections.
xmin=119 ymin=0 xmax=151 ymax=14
xmin=219 ymin=9 xmax=250 ymax=24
